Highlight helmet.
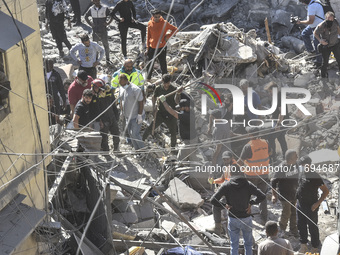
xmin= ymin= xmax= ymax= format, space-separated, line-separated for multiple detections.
xmin=91 ymin=78 xmax=105 ymax=91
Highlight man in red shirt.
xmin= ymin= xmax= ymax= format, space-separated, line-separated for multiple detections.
xmin=68 ymin=70 xmax=93 ymax=117
xmin=145 ymin=9 xmax=177 ymax=81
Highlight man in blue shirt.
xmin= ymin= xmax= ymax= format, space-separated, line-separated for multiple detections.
xmin=297 ymin=0 xmax=325 ymax=66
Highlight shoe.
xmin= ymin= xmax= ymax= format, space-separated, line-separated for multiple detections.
xmin=289 ymin=230 xmax=299 ymax=238
xmin=59 ymin=50 xmax=64 ymax=58
xmin=298 ymin=243 xmax=308 ymax=254
xmin=206 ymin=223 xmax=222 ymax=236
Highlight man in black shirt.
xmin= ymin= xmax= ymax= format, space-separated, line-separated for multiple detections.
xmin=296 ymin=156 xmax=329 ymax=254
xmin=143 ymin=74 xmax=177 ymax=148
xmin=271 ymin=149 xmax=299 ymax=237
xmin=211 ymin=166 xmax=265 ymax=255
xmin=264 ymin=82 xmax=288 ymax=161
xmin=45 ymin=0 xmax=72 ymax=57
xmin=110 ymin=0 xmax=146 ymax=58
xmin=159 ymin=96 xmax=198 ymax=161
xmin=73 ymin=89 xmax=93 ymax=129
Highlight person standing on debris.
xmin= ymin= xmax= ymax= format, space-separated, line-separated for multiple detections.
xmin=91 ymin=79 xmax=120 ymax=151
xmin=111 ymin=59 xmax=145 ymax=93
xmin=264 ymin=82 xmax=288 ymax=162
xmin=208 ymin=109 xmax=231 ymax=166
xmin=297 ymin=0 xmax=324 ymax=66
xmin=211 ymin=164 xmax=265 ymax=255
xmin=119 ymin=73 xmax=145 ymax=150
xmin=296 ymin=156 xmax=329 ymax=254
xmin=159 ymin=97 xmax=199 ymax=161
xmin=72 ymin=89 xmax=93 ymax=129
xmin=85 ymin=0 xmax=113 ymax=65
xmin=258 ymin=221 xmax=294 ymax=255
xmin=70 ymin=34 xmax=105 ymax=79
xmin=145 ymin=9 xmax=177 ymax=82
xmin=68 ymin=70 xmax=93 ymax=117
xmin=314 ymin=11 xmax=340 ymax=78
xmin=239 ymin=79 xmax=262 ymax=122
xmin=238 ymin=126 xmax=270 ymax=224
xmin=142 ymin=74 xmax=178 ymax=148
xmin=70 ymin=0 xmax=81 ymax=25
xmin=45 ymin=0 xmax=72 ymax=58
xmin=110 ymin=0 xmax=146 ymax=59
xmin=206 ymin=151 xmax=234 ymax=236
xmin=271 ymin=150 xmax=300 ymax=238
xmin=45 ymin=59 xmax=67 ymax=115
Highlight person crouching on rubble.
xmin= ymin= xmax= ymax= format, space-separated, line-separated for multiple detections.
xmin=314 ymin=11 xmax=340 ymax=78
xmin=91 ymin=78 xmax=120 ymax=152
xmin=159 ymin=96 xmax=199 ymax=162
xmin=210 ymin=163 xmax=265 ymax=255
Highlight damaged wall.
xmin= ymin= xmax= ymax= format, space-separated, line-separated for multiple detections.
xmin=0 ymin=0 xmax=50 ymax=254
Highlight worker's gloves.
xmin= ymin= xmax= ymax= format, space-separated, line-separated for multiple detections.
xmin=159 ymin=95 xmax=166 ymax=103
xmin=208 ymin=177 xmax=214 ymax=184
xmin=137 ymin=114 xmax=143 ymax=125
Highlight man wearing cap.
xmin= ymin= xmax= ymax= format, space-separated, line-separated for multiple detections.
xmin=211 ymin=164 xmax=265 ymax=255
xmin=238 ymin=126 xmax=270 ymax=224
xmin=258 ymin=221 xmax=294 ymax=255
xmin=119 ymin=73 xmax=145 ymax=150
xmin=70 ymin=33 xmax=105 ymax=79
xmin=68 ymin=70 xmax=93 ymax=117
xmin=159 ymin=95 xmax=198 ymax=161
xmin=143 ymin=74 xmax=178 ymax=148
xmin=207 ymin=151 xmax=235 ymax=236
xmin=145 ymin=9 xmax=177 ymax=81
xmin=110 ymin=0 xmax=146 ymax=58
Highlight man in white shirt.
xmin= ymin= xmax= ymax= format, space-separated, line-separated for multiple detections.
xmin=297 ymin=0 xmax=325 ymax=66
xmin=70 ymin=34 xmax=105 ymax=79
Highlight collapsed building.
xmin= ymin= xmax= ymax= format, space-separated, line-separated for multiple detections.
xmin=1 ymin=0 xmax=340 ymax=254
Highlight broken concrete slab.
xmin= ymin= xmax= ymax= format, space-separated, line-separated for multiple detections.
xmin=192 ymin=214 xmax=215 ymax=232
xmin=293 ymin=72 xmax=315 ymax=87
xmin=309 ymin=149 xmax=340 ymax=165
xmin=130 ymin=218 xmax=156 ymax=229
xmin=112 ymin=212 xmax=138 ymax=225
xmin=281 ymin=36 xmax=305 ymax=54
xmin=160 ymin=219 xmax=176 ymax=234
xmin=164 ymin=177 xmax=204 ymax=209
xmin=111 ymin=220 xmax=137 ymax=240
xmin=131 ymin=201 xmax=154 ymax=221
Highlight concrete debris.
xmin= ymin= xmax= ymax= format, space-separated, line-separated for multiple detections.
xmin=164 ymin=177 xmax=204 ymax=209
xmin=111 ymin=220 xmax=137 ymax=240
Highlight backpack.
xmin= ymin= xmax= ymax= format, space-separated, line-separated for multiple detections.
xmin=311 ymin=0 xmax=335 ymax=20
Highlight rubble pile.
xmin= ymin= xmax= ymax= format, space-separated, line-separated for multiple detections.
xmin=39 ymin=0 xmax=340 ymax=254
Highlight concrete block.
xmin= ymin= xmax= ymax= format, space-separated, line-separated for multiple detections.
xmin=132 ymin=201 xmax=154 ymax=221
xmin=160 ymin=219 xmax=176 ymax=234
xmin=164 ymin=177 xmax=204 ymax=209
xmin=110 ymin=184 xmax=122 ymax=202
xmin=293 ymin=72 xmax=315 ymax=87
xmin=309 ymin=149 xmax=340 ymax=164
xmin=130 ymin=218 xmax=156 ymax=229
xmin=112 ymin=212 xmax=138 ymax=224
xmin=248 ymin=10 xmax=270 ymax=26
xmin=192 ymin=215 xmax=215 ymax=231
xmin=281 ymin=36 xmax=305 ymax=54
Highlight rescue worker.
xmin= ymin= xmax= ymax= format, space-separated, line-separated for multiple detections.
xmin=238 ymin=126 xmax=270 ymax=224
xmin=91 ymin=79 xmax=120 ymax=151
